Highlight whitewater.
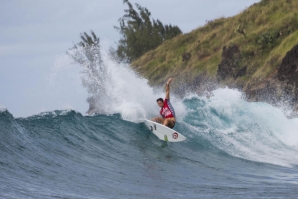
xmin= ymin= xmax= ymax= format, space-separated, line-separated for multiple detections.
xmin=1 ymin=48 xmax=298 ymax=198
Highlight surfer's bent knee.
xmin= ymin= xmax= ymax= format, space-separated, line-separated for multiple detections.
xmin=164 ymin=118 xmax=175 ymax=129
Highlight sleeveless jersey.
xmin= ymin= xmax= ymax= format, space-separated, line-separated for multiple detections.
xmin=160 ymin=99 xmax=175 ymax=118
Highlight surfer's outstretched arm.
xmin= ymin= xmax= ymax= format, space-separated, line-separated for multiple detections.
xmin=165 ymin=78 xmax=173 ymax=100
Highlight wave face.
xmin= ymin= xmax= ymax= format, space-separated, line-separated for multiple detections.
xmin=1 ymin=88 xmax=298 ymax=199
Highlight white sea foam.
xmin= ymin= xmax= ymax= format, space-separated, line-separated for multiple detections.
xmin=184 ymin=88 xmax=298 ymax=167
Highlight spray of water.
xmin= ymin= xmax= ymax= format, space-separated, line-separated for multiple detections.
xmin=184 ymin=88 xmax=298 ymax=167
xmin=66 ymin=44 xmax=186 ymax=122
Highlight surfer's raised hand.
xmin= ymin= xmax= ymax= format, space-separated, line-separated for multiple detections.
xmin=165 ymin=78 xmax=173 ymax=99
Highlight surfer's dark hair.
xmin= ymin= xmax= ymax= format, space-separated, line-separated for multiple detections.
xmin=156 ymin=98 xmax=164 ymax=103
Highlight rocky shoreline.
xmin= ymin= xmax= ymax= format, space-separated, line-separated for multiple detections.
xmin=186 ymin=44 xmax=298 ymax=116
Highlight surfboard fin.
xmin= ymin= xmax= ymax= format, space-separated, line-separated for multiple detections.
xmin=164 ymin=135 xmax=168 ymax=142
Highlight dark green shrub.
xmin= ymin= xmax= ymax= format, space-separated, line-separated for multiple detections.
xmin=256 ymin=31 xmax=277 ymax=49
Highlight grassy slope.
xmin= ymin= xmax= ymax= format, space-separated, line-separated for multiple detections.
xmin=132 ymin=0 xmax=298 ymax=87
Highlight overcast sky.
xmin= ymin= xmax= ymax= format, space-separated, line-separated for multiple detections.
xmin=0 ymin=0 xmax=260 ymax=117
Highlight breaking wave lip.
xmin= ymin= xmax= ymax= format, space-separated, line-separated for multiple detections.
xmin=182 ymin=88 xmax=298 ymax=168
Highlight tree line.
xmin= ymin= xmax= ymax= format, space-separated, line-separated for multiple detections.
xmin=70 ymin=0 xmax=182 ymax=64
xmin=114 ymin=0 xmax=182 ymax=62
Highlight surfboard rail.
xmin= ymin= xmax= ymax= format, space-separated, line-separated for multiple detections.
xmin=143 ymin=119 xmax=186 ymax=142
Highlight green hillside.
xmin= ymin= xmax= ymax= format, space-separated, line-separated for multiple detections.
xmin=131 ymin=0 xmax=298 ymax=88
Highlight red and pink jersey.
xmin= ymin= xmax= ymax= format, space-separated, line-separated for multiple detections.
xmin=160 ymin=99 xmax=176 ymax=118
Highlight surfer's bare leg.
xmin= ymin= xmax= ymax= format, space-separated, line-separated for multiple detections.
xmin=163 ymin=118 xmax=175 ymax=129
xmin=151 ymin=117 xmax=164 ymax=124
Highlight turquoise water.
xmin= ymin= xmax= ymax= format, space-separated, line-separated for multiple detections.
xmin=1 ymin=89 xmax=298 ymax=198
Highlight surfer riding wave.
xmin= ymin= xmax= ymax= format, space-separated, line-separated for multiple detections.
xmin=152 ymin=78 xmax=176 ymax=129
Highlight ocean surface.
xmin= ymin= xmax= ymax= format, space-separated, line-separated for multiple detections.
xmin=1 ymin=88 xmax=298 ymax=199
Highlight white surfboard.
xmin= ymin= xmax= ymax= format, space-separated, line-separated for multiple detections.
xmin=143 ymin=119 xmax=186 ymax=142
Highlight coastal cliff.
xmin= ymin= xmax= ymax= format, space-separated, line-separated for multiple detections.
xmin=131 ymin=0 xmax=298 ymax=111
